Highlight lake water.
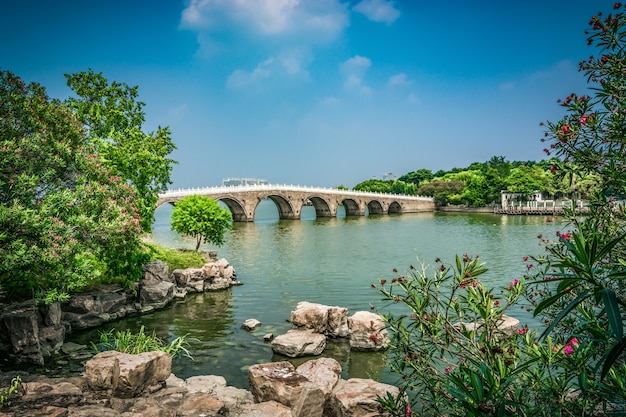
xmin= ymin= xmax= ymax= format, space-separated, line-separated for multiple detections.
xmin=68 ymin=200 xmax=564 ymax=389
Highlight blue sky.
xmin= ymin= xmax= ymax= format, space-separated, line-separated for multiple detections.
xmin=1 ymin=1 xmax=608 ymax=188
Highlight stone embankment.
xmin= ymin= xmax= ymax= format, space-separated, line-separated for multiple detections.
xmin=0 ymin=350 xmax=400 ymax=416
xmin=0 ymin=258 xmax=240 ymax=367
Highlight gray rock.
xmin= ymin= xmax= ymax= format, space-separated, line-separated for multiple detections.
xmin=271 ymin=329 xmax=326 ymax=358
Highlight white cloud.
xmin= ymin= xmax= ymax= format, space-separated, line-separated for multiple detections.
xmin=387 ymin=72 xmax=412 ymax=87
xmin=226 ymin=49 xmax=312 ymax=89
xmin=407 ymin=92 xmax=419 ymax=104
xmin=340 ymin=55 xmax=372 ymax=94
xmin=181 ymin=0 xmax=349 ymax=42
xmin=227 ymin=58 xmax=274 ymax=88
xmin=353 ymin=0 xmax=400 ymax=25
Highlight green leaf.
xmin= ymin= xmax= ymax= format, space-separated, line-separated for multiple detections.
xmin=539 ymin=290 xmax=592 ymax=339
xmin=601 ymin=338 xmax=626 ymax=380
xmin=602 ymin=288 xmax=623 ymax=340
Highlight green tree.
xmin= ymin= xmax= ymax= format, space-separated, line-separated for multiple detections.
xmin=416 ymin=180 xmax=465 ymax=205
xmin=353 ymin=179 xmax=393 ymax=194
xmin=171 ymin=196 xmax=233 ymax=252
xmin=0 ymin=70 xmax=148 ymax=297
xmin=398 ymin=168 xmax=434 ymax=187
xmin=64 ymin=69 xmax=177 ymax=232
xmin=530 ymin=2 xmax=626 ymax=379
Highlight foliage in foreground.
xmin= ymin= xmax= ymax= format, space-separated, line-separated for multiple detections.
xmin=376 ymin=255 xmax=626 ymax=416
xmin=376 ymin=4 xmax=626 ymax=415
xmin=171 ymin=195 xmax=233 ymax=252
xmin=0 ymin=376 xmax=23 ymax=409
xmin=0 ymin=70 xmax=149 ymax=298
xmin=91 ymin=325 xmax=193 ymax=359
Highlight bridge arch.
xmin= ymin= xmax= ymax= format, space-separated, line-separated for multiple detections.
xmin=341 ymin=198 xmax=364 ymax=216
xmin=367 ymin=200 xmax=384 ymax=215
xmin=263 ymin=194 xmax=299 ymax=220
xmin=307 ymin=195 xmax=334 ymax=218
xmin=219 ymin=198 xmax=248 ymax=222
xmin=388 ymin=201 xmax=402 ymax=214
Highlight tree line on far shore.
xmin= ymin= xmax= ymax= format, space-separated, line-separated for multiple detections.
xmin=349 ymin=155 xmax=606 ymax=207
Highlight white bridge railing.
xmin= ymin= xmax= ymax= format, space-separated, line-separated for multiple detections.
xmin=159 ymin=184 xmax=432 ymax=201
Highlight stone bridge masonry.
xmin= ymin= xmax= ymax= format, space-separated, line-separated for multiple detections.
xmin=156 ymin=184 xmax=436 ymax=222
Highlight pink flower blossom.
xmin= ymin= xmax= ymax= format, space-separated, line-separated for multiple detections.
xmin=561 ymin=125 xmax=570 ymax=133
xmin=564 ymin=344 xmax=575 ymax=356
xmin=445 ymin=367 xmax=451 ymax=373
xmin=580 ymin=115 xmax=588 ymax=124
xmin=517 ymin=327 xmax=529 ymax=335
xmin=406 ymin=405 xmax=412 ymax=416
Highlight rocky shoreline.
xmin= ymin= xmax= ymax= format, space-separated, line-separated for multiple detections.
xmin=0 ymin=257 xmax=240 ymax=367
xmin=0 ymin=257 xmax=406 ymax=416
xmin=0 ymin=350 xmax=400 ymax=417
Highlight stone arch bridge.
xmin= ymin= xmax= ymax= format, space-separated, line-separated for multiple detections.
xmin=156 ymin=184 xmax=435 ymax=222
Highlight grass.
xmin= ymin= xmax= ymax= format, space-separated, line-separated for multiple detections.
xmin=145 ymin=242 xmax=208 ymax=272
xmin=91 ymin=325 xmax=194 ymax=359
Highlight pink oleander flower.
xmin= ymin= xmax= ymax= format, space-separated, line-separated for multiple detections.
xmin=406 ymin=405 xmax=412 ymax=416
xmin=517 ymin=327 xmax=529 ymax=335
xmin=510 ymin=278 xmax=519 ymax=287
xmin=562 ymin=125 xmax=570 ymax=133
xmin=564 ymin=344 xmax=575 ymax=356
xmin=569 ymin=337 xmax=578 ymax=346
xmin=445 ymin=367 xmax=451 ymax=373
xmin=580 ymin=115 xmax=588 ymax=124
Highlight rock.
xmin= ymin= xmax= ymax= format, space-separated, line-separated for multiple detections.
xmin=234 ymin=400 xmax=294 ymax=417
xmin=248 ymin=361 xmax=325 ymax=417
xmin=38 ymin=324 xmax=65 ymax=357
xmin=263 ymin=333 xmax=274 ymax=342
xmin=21 ymin=381 xmax=84 ymax=409
xmin=457 ymin=314 xmax=520 ymax=338
xmin=296 ymin=357 xmax=342 ymax=401
xmin=142 ymin=260 xmax=172 ymax=285
xmin=139 ymin=281 xmax=174 ymax=309
xmin=40 ymin=301 xmax=62 ymax=326
xmin=1 ymin=307 xmax=43 ymax=365
xmin=291 ymin=302 xmax=349 ymax=338
xmin=348 ymin=311 xmax=390 ymax=351
xmin=172 ymin=268 xmax=206 ymax=292
xmin=328 ymin=378 xmax=400 ymax=417
xmin=85 ymin=350 xmax=172 ymax=398
xmin=242 ymin=319 xmax=261 ymax=331
xmin=271 ymin=329 xmax=326 ymax=358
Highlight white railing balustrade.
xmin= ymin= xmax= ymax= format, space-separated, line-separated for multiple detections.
xmin=159 ymin=184 xmax=432 ymax=201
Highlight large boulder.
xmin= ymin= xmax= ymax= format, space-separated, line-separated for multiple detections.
xmin=348 ymin=311 xmax=390 ymax=351
xmin=85 ymin=350 xmax=172 ymax=398
xmin=291 ymin=302 xmax=349 ymax=338
xmin=248 ymin=361 xmax=325 ymax=417
xmin=328 ymin=378 xmax=400 ymax=417
xmin=142 ymin=260 xmax=172 ymax=284
xmin=271 ymin=329 xmax=326 ymax=358
xmin=1 ymin=307 xmax=44 ymax=365
xmin=296 ymin=357 xmax=342 ymax=414
xmin=139 ymin=281 xmax=175 ymax=310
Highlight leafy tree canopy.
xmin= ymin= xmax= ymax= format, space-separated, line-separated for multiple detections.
xmin=65 ymin=69 xmax=177 ymax=232
xmin=170 ymin=196 xmax=233 ymax=252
